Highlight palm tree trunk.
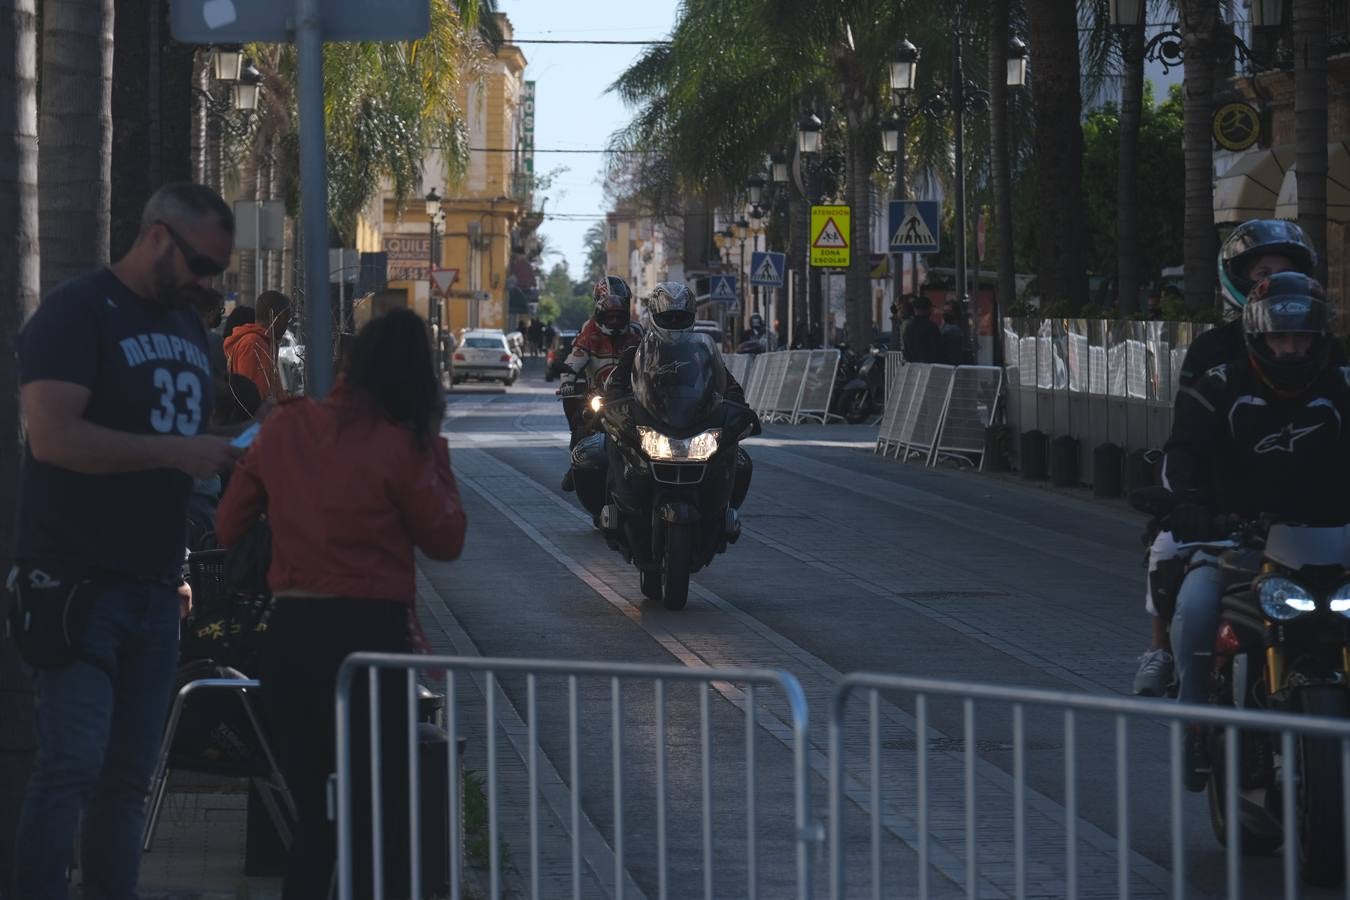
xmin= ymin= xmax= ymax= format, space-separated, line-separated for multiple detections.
xmin=1180 ymin=0 xmax=1220 ymax=312
xmin=0 ymin=0 xmax=40 ymax=888
xmin=989 ymin=0 xmax=1015 ymax=339
xmin=158 ymin=3 xmax=195 ymax=185
xmin=38 ymin=0 xmax=114 ymax=291
xmin=238 ymin=148 xmax=259 ymax=302
xmin=110 ymin=0 xmax=153 ymax=262
xmin=1116 ymin=21 xmax=1145 ymax=316
xmin=1293 ymin=0 xmax=1328 ymax=284
xmin=845 ymin=131 xmax=874 ymax=349
xmin=1025 ymin=0 xmax=1089 ymax=310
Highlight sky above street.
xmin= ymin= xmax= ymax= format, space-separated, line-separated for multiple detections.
xmin=499 ymin=0 xmax=681 ymax=278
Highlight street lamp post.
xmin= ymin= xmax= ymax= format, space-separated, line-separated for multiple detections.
xmin=735 ymin=215 xmax=749 ymax=343
xmin=888 ymin=22 xmax=1027 ymax=362
xmin=1106 ymin=0 xmax=1281 ymax=70
xmin=425 ymin=188 xmax=444 ymax=374
xmin=795 ymin=110 xmax=826 ymax=345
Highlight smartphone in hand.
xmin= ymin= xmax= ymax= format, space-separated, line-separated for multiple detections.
xmin=231 ymin=422 xmax=262 ymax=449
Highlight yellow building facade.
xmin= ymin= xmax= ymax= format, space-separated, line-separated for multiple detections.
xmin=360 ymin=14 xmax=531 ymax=335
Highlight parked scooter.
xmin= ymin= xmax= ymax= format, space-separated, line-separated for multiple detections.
xmin=840 ymin=341 xmax=888 ymax=424
xmin=598 ymin=330 xmax=759 ymax=609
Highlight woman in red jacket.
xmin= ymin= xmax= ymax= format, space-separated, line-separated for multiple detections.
xmin=217 ymin=308 xmax=466 ymax=900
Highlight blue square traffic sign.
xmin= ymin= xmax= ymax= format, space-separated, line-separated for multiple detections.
xmin=888 ymin=200 xmax=940 ymax=254
xmin=709 ymin=274 xmax=738 ymax=303
xmin=749 ymin=251 xmax=786 ymax=287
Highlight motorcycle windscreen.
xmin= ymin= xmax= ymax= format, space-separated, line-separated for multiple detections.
xmin=632 ymin=331 xmax=727 ymax=430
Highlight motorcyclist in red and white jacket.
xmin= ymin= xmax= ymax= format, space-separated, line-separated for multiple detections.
xmin=558 ymin=275 xmax=643 ymax=491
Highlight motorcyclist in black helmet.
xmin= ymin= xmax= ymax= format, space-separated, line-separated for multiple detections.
xmin=1159 ymin=272 xmax=1350 ymax=787
xmin=1133 ymin=219 xmax=1331 ymax=696
xmin=605 ymin=282 xmax=754 ymax=508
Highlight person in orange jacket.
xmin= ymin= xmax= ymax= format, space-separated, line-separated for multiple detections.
xmin=224 ymin=289 xmax=291 ymax=400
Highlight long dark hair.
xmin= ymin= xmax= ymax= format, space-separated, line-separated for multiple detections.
xmin=343 ymin=308 xmax=441 ymax=450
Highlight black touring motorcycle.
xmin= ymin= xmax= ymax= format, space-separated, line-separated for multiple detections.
xmin=570 ymin=330 xmax=759 ymax=609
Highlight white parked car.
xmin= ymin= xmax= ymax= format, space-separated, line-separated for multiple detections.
xmin=278 ymin=330 xmax=305 ymax=395
xmin=451 ymin=329 xmax=521 ymax=386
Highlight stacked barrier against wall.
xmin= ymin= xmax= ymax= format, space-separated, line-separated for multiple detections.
xmin=1002 ymin=318 xmax=1211 ymax=484
xmin=874 ymin=353 xmax=908 ymax=454
xmin=794 ymin=350 xmax=842 ymax=423
xmin=767 ymin=351 xmax=813 ymax=423
xmin=873 ymin=363 xmax=1003 ymax=469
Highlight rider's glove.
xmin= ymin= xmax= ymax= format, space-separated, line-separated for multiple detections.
xmin=1169 ymin=503 xmax=1215 ymax=543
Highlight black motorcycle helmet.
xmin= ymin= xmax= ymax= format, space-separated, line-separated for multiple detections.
xmin=1218 ymin=219 xmax=1318 ymax=313
xmin=1242 ymin=272 xmax=1333 ymax=395
xmin=593 ymin=275 xmax=633 ymax=336
xmin=648 ymin=281 xmax=697 ymax=334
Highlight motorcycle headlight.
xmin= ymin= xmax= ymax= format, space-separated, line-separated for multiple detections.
xmin=1258 ymin=576 xmax=1318 ymax=621
xmin=637 ymin=426 xmax=721 ymax=462
xmin=589 ymin=395 xmax=603 ymax=413
xmin=1329 ymin=583 xmax=1350 ymax=616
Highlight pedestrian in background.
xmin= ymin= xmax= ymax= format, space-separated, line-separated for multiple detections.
xmin=941 ymin=302 xmax=968 ymax=366
xmin=902 ymin=296 xmax=944 ymax=363
xmin=528 ymin=318 xmax=545 ymax=358
xmin=9 ymin=182 xmax=239 ymax=900
xmin=223 ymin=304 xmax=255 ymax=340
xmin=216 ymin=307 xmax=467 ymax=899
xmin=225 ymin=289 xmax=292 ymax=402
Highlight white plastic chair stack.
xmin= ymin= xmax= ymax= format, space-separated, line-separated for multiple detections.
xmin=794 ymin=349 xmax=842 ymax=423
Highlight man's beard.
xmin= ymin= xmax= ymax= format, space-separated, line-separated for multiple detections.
xmin=152 ymin=250 xmax=189 ymax=307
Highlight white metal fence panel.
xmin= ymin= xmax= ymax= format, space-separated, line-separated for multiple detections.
xmin=890 ymin=365 xmax=933 ymax=457
xmin=335 ymin=653 xmax=816 ymax=900
xmin=875 ymin=357 xmax=909 ymax=454
xmin=932 ymin=365 xmax=1004 ymax=470
xmin=744 ymin=353 xmax=775 ymax=413
xmin=795 ymin=349 xmax=842 ymax=424
xmin=899 ymin=364 xmax=955 ymax=462
xmin=828 ymin=673 xmax=1350 ymax=900
xmin=767 ymin=350 xmax=812 ymax=423
xmin=724 ymin=353 xmax=751 ymax=385
xmin=754 ymin=352 xmax=792 ymax=416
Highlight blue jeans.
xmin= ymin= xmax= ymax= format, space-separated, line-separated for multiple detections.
xmin=12 ymin=582 xmax=180 ymax=900
xmin=1170 ymin=554 xmax=1225 ymax=706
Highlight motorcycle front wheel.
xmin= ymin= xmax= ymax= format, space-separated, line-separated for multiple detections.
xmin=1297 ymin=684 xmax=1349 ymax=887
xmin=661 ymin=525 xmax=691 ymax=610
xmin=844 ymin=390 xmax=871 ymax=425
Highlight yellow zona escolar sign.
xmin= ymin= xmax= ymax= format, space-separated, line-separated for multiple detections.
xmin=810 ymin=205 xmax=850 ymax=268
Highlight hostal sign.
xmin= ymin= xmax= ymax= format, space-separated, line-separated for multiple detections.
xmin=383 ymin=235 xmax=432 ymax=283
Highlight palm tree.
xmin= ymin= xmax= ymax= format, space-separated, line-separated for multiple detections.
xmin=1293 ymin=0 xmax=1328 ymax=283
xmin=1115 ymin=11 xmax=1145 ymax=315
xmin=39 ymin=0 xmax=114 ymax=291
xmin=0 ymin=0 xmax=40 ymax=886
xmin=1024 ymin=0 xmax=1089 ymax=309
xmin=1179 ymin=0 xmax=1221 ymax=311
xmin=988 ymin=0 xmax=1016 ymax=328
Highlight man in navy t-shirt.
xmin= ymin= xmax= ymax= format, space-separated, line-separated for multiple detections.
xmin=10 ymin=183 xmax=241 ymax=900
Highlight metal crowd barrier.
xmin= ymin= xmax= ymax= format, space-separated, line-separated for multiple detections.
xmin=875 ymin=363 xmax=1002 ymax=469
xmin=828 ymin=672 xmax=1350 ymax=900
xmin=726 ymin=350 xmax=843 ymax=425
xmin=334 ymin=653 xmax=815 ymax=900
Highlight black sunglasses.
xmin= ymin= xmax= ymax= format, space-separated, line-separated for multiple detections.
xmin=158 ymin=220 xmax=227 ymax=278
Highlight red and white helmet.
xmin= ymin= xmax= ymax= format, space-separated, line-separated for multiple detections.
xmin=593 ymin=275 xmax=633 ymax=335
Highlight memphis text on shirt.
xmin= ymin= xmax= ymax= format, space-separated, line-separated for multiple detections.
xmin=118 ymin=332 xmax=211 ymax=375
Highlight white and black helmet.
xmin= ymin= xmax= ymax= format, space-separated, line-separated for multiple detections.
xmin=648 ymin=282 xmax=697 ymax=334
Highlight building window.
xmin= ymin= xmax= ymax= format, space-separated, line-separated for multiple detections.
xmin=609 ymin=223 xmax=618 ymax=241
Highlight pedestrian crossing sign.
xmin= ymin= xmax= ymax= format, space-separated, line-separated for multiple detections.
xmin=710 ymin=274 xmax=738 ymax=303
xmin=750 ymin=251 xmax=786 ymax=287
xmin=810 ymin=205 xmax=850 ymax=268
xmin=888 ymin=199 xmax=940 ymax=254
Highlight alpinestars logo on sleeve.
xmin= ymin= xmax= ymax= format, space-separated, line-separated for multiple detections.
xmin=1254 ymin=422 xmax=1324 ymax=454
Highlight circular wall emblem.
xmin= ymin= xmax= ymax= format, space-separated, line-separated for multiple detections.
xmin=1213 ymin=102 xmax=1261 ymax=152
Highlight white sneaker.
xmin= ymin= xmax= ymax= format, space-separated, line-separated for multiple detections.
xmin=1133 ymin=648 xmax=1175 ymax=697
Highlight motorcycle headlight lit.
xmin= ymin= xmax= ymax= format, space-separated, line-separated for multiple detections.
xmin=1258 ymin=576 xmax=1318 ymax=621
xmin=1329 ymin=583 xmax=1350 ymax=616
xmin=637 ymin=426 xmax=721 ymax=461
xmin=589 ymin=395 xmax=603 ymax=413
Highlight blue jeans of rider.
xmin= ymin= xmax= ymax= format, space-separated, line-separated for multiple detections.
xmin=1169 ymin=554 xmax=1226 ymax=707
xmin=12 ymin=582 xmax=180 ymax=900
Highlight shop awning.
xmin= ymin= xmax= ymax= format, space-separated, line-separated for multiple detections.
xmin=1273 ymin=140 xmax=1350 ymax=223
xmin=1213 ymin=144 xmax=1294 ymax=223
